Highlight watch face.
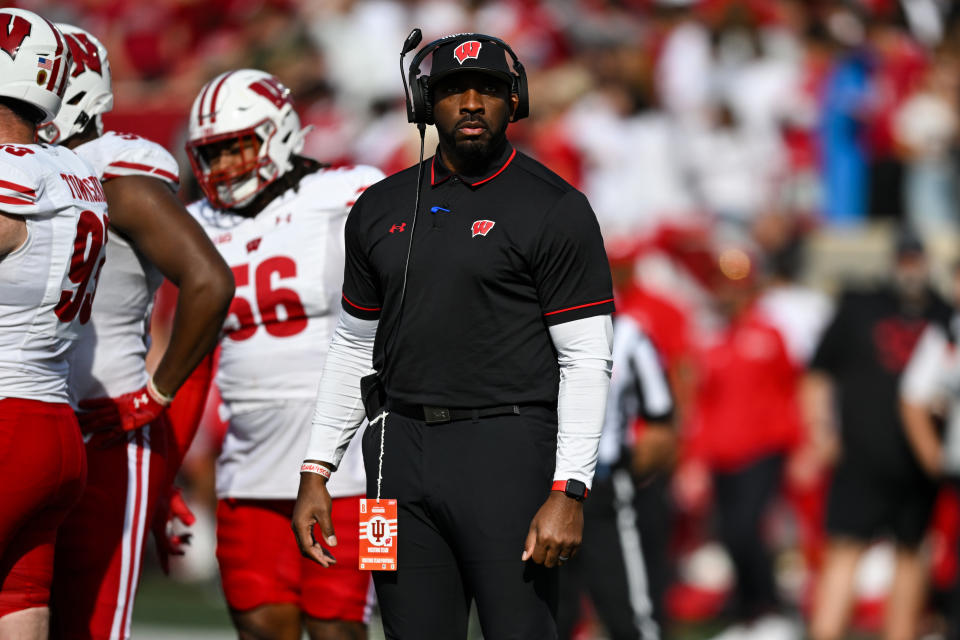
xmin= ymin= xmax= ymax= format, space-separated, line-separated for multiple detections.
xmin=565 ymin=479 xmax=587 ymax=500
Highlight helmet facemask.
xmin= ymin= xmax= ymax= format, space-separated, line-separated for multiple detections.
xmin=187 ymin=118 xmax=280 ymax=210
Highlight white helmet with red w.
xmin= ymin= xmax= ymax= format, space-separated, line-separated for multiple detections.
xmin=37 ymin=23 xmax=112 ymax=144
xmin=186 ymin=69 xmax=309 ymax=209
xmin=0 ymin=8 xmax=71 ymax=124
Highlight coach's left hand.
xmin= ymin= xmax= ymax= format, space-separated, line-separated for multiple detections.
xmin=521 ymin=492 xmax=583 ymax=568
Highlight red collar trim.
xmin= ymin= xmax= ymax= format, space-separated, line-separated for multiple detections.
xmin=430 ymin=146 xmax=516 ymax=187
xmin=470 ymin=148 xmax=516 ymax=186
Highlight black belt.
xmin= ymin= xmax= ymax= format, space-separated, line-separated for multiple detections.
xmin=385 ymin=399 xmax=522 ymax=425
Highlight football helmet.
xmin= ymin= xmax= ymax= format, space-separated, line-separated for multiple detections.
xmin=186 ymin=69 xmax=309 ymax=209
xmin=37 ymin=24 xmax=112 ymax=144
xmin=0 ymin=9 xmax=71 ymax=124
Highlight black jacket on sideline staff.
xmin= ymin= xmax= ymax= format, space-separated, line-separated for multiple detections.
xmin=341 ymin=140 xmax=615 ymax=408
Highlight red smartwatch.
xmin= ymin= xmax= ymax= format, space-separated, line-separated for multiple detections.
xmin=552 ymin=479 xmax=588 ymax=501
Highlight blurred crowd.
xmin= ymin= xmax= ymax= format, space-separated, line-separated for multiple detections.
xmin=20 ymin=0 xmax=960 ymax=637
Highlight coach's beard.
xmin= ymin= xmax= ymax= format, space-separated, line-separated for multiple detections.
xmin=438 ymin=116 xmax=509 ymax=176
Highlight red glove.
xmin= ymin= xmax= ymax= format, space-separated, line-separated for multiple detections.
xmin=78 ymin=378 xmax=172 ymax=435
xmin=151 ymin=486 xmax=196 ymax=576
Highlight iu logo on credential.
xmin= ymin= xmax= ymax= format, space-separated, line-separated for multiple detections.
xmin=359 ymin=498 xmax=398 ymax=571
xmin=471 ymin=220 xmax=495 ymax=237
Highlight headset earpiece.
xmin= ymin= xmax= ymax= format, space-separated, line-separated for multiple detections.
xmin=417 ymin=76 xmax=434 ymax=125
xmin=510 ymin=60 xmax=529 ymax=121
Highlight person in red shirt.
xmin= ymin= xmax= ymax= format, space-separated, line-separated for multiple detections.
xmin=680 ymin=249 xmax=802 ymax=637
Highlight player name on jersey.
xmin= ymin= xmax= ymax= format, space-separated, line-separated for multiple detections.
xmin=59 ymin=172 xmax=106 ymax=203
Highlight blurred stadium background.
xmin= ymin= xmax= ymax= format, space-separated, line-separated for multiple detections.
xmin=15 ymin=0 xmax=960 ymax=637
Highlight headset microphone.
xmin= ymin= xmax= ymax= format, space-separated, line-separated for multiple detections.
xmin=400 ymin=28 xmax=423 ymax=132
xmin=401 ymin=28 xmax=423 ymax=55
xmin=387 ymin=27 xmax=428 ymax=371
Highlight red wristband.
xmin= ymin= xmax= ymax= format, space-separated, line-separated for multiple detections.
xmin=552 ymin=479 xmax=589 ymax=499
xmin=300 ymin=462 xmax=331 ymax=479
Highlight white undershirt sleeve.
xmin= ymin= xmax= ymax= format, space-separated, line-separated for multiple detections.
xmin=303 ymin=309 xmax=378 ymax=469
xmin=549 ymin=314 xmax=614 ymax=489
xmin=901 ymin=324 xmax=948 ymax=406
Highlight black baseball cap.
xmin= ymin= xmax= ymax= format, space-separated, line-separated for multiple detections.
xmin=429 ymin=34 xmax=515 ymax=87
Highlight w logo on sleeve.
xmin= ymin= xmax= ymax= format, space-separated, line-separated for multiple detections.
xmin=454 ymin=41 xmax=482 ymax=65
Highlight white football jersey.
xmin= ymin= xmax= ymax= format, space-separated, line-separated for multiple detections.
xmin=190 ymin=163 xmax=384 ymax=498
xmin=0 ymin=143 xmax=110 ymax=403
xmin=67 ymin=132 xmax=180 ymax=402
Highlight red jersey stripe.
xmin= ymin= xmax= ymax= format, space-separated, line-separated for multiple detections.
xmin=543 ymin=298 xmax=615 ymax=317
xmin=0 ymin=179 xmax=37 ymax=196
xmin=106 ymin=161 xmax=180 ymax=183
xmin=0 ymin=194 xmax=35 ymax=206
xmin=342 ymin=293 xmax=381 ymax=312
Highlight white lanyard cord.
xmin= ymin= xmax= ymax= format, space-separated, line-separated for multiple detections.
xmin=370 ymin=410 xmax=389 ymax=502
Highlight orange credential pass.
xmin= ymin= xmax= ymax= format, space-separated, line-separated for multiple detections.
xmin=358 ymin=498 xmax=397 ymax=571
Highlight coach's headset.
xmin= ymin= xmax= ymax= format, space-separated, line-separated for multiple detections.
xmin=401 ymin=29 xmax=530 ymax=126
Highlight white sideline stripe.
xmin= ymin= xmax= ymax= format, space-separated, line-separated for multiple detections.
xmin=612 ymin=469 xmax=660 ymax=640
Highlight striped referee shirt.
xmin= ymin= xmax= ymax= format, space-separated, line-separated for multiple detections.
xmin=597 ymin=315 xmax=674 ymax=476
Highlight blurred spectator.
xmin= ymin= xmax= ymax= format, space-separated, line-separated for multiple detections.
xmin=682 ymin=100 xmax=787 ymax=241
xmin=678 ymin=250 xmax=803 ymax=640
xmin=807 ymin=231 xmax=952 ymax=640
xmin=863 ymin=8 xmax=928 ymax=222
xmin=565 ymin=44 xmax=698 ymax=238
xmin=818 ymin=6 xmax=873 ymax=225
xmin=654 ymin=0 xmax=713 ymax=125
xmin=900 ymin=261 xmax=960 ymax=640
xmin=893 ymin=43 xmax=960 ymax=238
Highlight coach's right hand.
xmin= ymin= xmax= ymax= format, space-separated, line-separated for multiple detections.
xmin=292 ymin=466 xmax=338 ymax=568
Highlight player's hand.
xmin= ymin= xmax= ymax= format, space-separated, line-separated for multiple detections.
xmin=292 ymin=471 xmax=337 ymax=568
xmin=787 ymin=430 xmax=840 ymax=490
xmin=522 ymin=491 xmax=583 ymax=568
xmin=633 ymin=427 xmax=678 ymax=476
xmin=78 ymin=382 xmax=170 ymax=434
xmin=151 ymin=486 xmax=196 ymax=576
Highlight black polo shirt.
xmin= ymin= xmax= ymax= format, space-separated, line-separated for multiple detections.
xmin=341 ymin=141 xmax=615 ymax=407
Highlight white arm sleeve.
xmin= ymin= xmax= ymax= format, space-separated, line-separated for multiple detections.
xmin=901 ymin=324 xmax=948 ymax=405
xmin=303 ymin=310 xmax=378 ymax=469
xmin=549 ymin=314 xmax=614 ymax=489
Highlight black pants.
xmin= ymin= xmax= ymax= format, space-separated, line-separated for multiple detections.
xmin=362 ymin=406 xmax=559 ymax=639
xmin=557 ymin=468 xmax=664 ymax=640
xmin=712 ymin=454 xmax=784 ymax=620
